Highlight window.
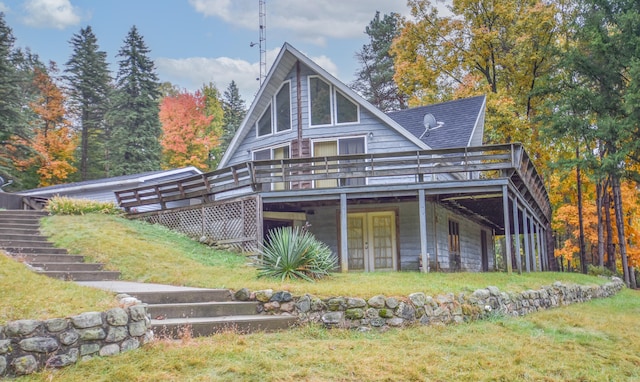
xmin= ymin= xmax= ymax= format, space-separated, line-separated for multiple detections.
xmin=256 ymin=82 xmax=291 ymax=137
xmin=275 ymin=83 xmax=291 ymax=132
xmin=312 ymin=136 xmax=365 ymax=188
xmin=448 ymin=220 xmax=461 ymax=271
xmin=257 ymin=105 xmax=272 ymax=137
xmin=335 ymin=91 xmax=358 ymax=123
xmin=309 ymin=76 xmax=359 ymax=127
xmin=309 ymin=77 xmax=331 ymax=126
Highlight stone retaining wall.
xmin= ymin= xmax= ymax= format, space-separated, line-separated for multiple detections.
xmin=0 ymin=296 xmax=151 ymax=378
xmin=235 ymin=277 xmax=624 ymax=331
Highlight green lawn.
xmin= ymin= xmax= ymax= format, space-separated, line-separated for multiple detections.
xmin=4 ymin=213 xmax=638 ymax=381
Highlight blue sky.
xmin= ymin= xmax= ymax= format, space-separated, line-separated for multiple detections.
xmin=1 ymin=0 xmax=419 ymax=102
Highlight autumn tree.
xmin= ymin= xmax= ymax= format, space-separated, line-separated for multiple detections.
xmin=391 ymin=0 xmax=560 ymax=164
xmin=202 ymin=82 xmax=225 ymax=169
xmin=64 ymin=26 xmax=111 ymax=181
xmin=159 ymin=90 xmax=216 ymax=170
xmin=108 ymin=26 xmax=162 ymax=175
xmin=545 ymin=0 xmax=640 ymax=287
xmin=22 ymin=64 xmax=77 ymax=186
xmin=352 ymin=11 xmax=407 ymax=112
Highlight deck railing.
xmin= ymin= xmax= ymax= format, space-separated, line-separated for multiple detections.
xmin=115 ymin=143 xmax=550 ymax=219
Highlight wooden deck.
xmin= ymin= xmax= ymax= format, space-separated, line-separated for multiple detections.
xmin=115 ymin=143 xmax=550 ymax=223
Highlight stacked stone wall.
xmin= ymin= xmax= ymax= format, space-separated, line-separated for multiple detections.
xmin=0 ymin=297 xmax=151 ymax=378
xmin=234 ymin=278 xmax=624 ymax=331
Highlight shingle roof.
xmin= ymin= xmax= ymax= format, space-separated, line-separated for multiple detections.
xmin=386 ymin=95 xmax=485 ymax=149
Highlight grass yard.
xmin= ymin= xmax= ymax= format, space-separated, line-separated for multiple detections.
xmin=20 ymin=289 xmax=640 ymax=381
xmin=4 ymin=213 xmax=638 ymax=381
xmin=40 ymin=214 xmax=608 ymax=298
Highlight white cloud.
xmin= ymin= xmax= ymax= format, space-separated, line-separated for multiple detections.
xmin=22 ymin=0 xmax=82 ymax=29
xmin=156 ymin=48 xmax=339 ymax=103
xmin=0 ymin=3 xmax=9 ymax=13
xmin=189 ymin=0 xmax=410 ymax=46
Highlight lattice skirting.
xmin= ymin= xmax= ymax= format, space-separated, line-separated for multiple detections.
xmin=139 ymin=195 xmax=262 ymax=252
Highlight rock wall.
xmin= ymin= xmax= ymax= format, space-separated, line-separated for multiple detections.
xmin=0 ymin=296 xmax=151 ymax=378
xmin=234 ymin=278 xmax=624 ymax=331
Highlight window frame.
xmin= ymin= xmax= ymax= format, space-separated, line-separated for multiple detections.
xmin=256 ymin=81 xmax=292 ymax=138
xmin=334 ymin=89 xmax=360 ymax=125
xmin=308 ymin=75 xmax=360 ymax=128
xmin=308 ymin=75 xmax=333 ymax=127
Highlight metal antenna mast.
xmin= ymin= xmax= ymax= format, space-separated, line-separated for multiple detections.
xmin=258 ymin=0 xmax=266 ymax=85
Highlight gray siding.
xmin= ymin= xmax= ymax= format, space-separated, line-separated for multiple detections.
xmin=226 ymin=62 xmax=422 ymax=167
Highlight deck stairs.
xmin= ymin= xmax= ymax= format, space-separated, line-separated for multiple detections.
xmin=123 ymin=288 xmax=298 ymax=337
xmin=0 ymin=210 xmax=120 ymax=281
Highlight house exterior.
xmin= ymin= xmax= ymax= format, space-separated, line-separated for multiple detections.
xmin=116 ymin=43 xmax=553 ymax=274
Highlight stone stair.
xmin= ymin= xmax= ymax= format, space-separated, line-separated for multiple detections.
xmin=0 ymin=210 xmax=121 ymax=281
xmin=125 ymin=288 xmax=297 ymax=337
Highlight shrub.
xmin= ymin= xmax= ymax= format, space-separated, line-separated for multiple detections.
xmin=46 ymin=196 xmax=122 ymax=215
xmin=587 ymin=264 xmax=616 ymax=278
xmin=256 ymin=227 xmax=336 ymax=281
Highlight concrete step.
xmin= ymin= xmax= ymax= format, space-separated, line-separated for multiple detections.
xmin=0 ymin=234 xmax=49 ymax=242
xmin=37 ymin=270 xmax=121 ymax=281
xmin=151 ymin=315 xmax=297 ymax=338
xmin=28 ymin=262 xmax=104 ymax=272
xmin=0 ymin=239 xmax=53 ymax=248
xmin=0 ymin=218 xmax=43 ymax=225
xmin=147 ymin=301 xmax=259 ymax=319
xmin=129 ymin=289 xmax=234 ymax=304
xmin=0 ymin=223 xmax=41 ymax=231
xmin=0 ymin=227 xmax=41 ymax=235
xmin=7 ymin=254 xmax=85 ymax=263
xmin=0 ymin=210 xmax=47 ymax=217
xmin=0 ymin=246 xmax=67 ymax=254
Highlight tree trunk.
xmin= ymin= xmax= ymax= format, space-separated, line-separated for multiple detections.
xmin=576 ymin=147 xmax=587 ymax=274
xmin=611 ymin=175 xmax=630 ymax=287
xmin=631 ymin=267 xmax=637 ymax=289
xmin=596 ymin=181 xmax=605 ymax=267
xmin=604 ymin=187 xmax=616 ymax=272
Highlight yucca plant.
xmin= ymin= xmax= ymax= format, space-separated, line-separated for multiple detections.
xmin=256 ymin=227 xmax=336 ymax=281
xmin=46 ymin=196 xmax=121 ymax=215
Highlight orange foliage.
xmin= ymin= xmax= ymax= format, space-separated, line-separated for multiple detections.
xmin=159 ymin=90 xmax=218 ymax=171
xmin=23 ymin=67 xmax=77 ymax=186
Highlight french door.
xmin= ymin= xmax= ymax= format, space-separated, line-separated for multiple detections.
xmin=347 ymin=211 xmax=397 ymax=271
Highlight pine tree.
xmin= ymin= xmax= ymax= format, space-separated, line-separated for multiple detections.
xmin=352 ymin=11 xmax=407 ymax=112
xmin=221 ymin=80 xmax=246 ymax=152
xmin=64 ymin=26 xmax=111 ymax=181
xmin=108 ymin=26 xmax=162 ymax=175
xmin=0 ymin=13 xmax=30 ymax=187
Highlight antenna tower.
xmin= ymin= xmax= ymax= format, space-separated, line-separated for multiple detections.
xmin=258 ymin=0 xmax=266 ymax=85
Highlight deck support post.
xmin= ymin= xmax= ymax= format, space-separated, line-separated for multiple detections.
xmin=540 ymin=226 xmax=547 ymax=271
xmin=512 ymin=196 xmax=522 ymax=274
xmin=536 ymin=223 xmax=543 ymax=271
xmin=502 ymin=185 xmax=513 ymax=274
xmin=340 ymin=193 xmax=349 ymax=273
xmin=418 ymin=189 xmax=429 ymax=273
xmin=523 ymin=209 xmax=531 ymax=273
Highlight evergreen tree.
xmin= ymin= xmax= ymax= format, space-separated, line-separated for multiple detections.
xmin=0 ymin=13 xmax=30 ymax=187
xmin=352 ymin=11 xmax=407 ymax=112
xmin=64 ymin=26 xmax=111 ymax=181
xmin=221 ymin=80 xmax=246 ymax=152
xmin=108 ymin=26 xmax=162 ymax=175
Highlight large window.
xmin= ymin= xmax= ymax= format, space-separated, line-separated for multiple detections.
xmin=309 ymin=76 xmax=359 ymax=127
xmin=257 ymin=82 xmax=291 ymax=137
xmin=276 ymin=83 xmax=291 ymax=133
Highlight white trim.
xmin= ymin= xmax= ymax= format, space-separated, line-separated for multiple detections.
xmin=256 ymin=102 xmax=273 ymax=138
